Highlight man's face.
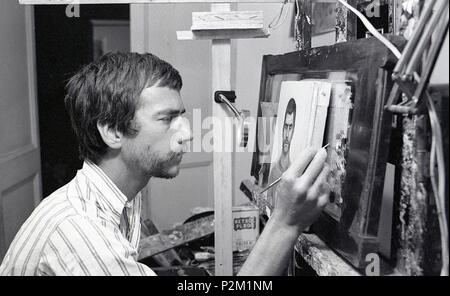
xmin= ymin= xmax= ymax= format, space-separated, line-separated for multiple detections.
xmin=120 ymin=86 xmax=191 ymax=179
xmin=282 ymin=112 xmax=295 ymax=154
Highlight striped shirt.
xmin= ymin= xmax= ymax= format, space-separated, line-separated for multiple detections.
xmin=0 ymin=161 xmax=156 ymax=276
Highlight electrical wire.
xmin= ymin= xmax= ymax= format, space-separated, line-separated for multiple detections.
xmin=268 ymin=0 xmax=289 ymax=32
xmin=336 ymin=0 xmax=448 ymax=275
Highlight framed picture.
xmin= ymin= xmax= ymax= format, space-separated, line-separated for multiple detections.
xmin=250 ymin=35 xmax=406 ymax=269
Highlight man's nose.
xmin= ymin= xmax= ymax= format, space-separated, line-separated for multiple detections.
xmin=171 ymin=116 xmax=193 ymax=144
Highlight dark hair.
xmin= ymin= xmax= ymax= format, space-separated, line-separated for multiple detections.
xmin=285 ymin=98 xmax=296 ymax=122
xmin=65 ymin=52 xmax=182 ymax=164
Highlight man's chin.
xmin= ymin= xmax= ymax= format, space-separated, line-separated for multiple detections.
xmin=153 ymin=165 xmax=181 ymax=179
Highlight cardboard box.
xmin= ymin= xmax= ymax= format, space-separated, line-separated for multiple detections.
xmin=232 ymin=205 xmax=260 ymax=252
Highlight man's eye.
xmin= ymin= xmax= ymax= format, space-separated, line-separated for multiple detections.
xmin=160 ymin=117 xmax=173 ymax=122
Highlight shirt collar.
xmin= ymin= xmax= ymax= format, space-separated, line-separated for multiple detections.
xmin=81 ymin=161 xmax=132 ymax=222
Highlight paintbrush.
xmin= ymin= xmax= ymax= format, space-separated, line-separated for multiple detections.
xmin=257 ymin=144 xmax=330 ymax=195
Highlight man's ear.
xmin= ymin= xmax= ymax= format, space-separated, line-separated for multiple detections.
xmin=97 ymin=123 xmax=123 ymax=150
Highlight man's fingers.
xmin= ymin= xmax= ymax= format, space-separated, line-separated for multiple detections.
xmin=306 ymin=165 xmax=330 ymax=200
xmin=317 ymin=193 xmax=330 ymax=208
xmin=283 ymin=147 xmax=317 ymax=180
xmin=299 ymin=148 xmax=328 ymax=187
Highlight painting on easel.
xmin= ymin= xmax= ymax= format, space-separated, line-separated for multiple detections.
xmin=250 ymin=35 xmax=406 ymax=269
xmin=263 ymin=81 xmax=331 ymax=216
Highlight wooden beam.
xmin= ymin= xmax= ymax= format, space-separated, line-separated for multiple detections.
xmin=211 ymin=2 xmax=233 ymax=277
xmin=177 ymin=28 xmax=270 ymax=40
xmin=295 ymin=234 xmax=361 ymax=276
xmin=19 ymin=0 xmax=290 ymax=4
xmin=192 ymin=11 xmax=263 ymax=30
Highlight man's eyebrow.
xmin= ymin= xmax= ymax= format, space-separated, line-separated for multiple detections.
xmin=155 ymin=108 xmax=186 ymax=116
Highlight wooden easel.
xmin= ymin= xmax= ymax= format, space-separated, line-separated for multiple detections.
xmin=177 ymin=3 xmax=270 ymax=276
xmin=18 ymin=0 xmax=284 ymax=276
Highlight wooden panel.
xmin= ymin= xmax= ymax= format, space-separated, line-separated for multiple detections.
xmin=295 ymin=233 xmax=401 ymax=275
xmin=0 ymin=148 xmax=40 ymax=191
xmin=295 ymin=233 xmax=360 ymax=276
xmin=177 ymin=28 xmax=269 ymax=40
xmin=192 ymin=11 xmax=263 ymax=30
xmin=2 ymin=178 xmax=36 ymax=246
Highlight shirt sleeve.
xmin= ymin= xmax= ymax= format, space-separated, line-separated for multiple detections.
xmin=38 ymin=217 xmax=156 ymax=276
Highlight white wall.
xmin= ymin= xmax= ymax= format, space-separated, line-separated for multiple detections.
xmin=131 ymin=4 xmax=214 ymax=231
xmin=430 ymin=32 xmax=449 ymax=85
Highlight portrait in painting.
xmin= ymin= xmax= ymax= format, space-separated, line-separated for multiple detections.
xmin=264 ymin=80 xmax=331 ymax=215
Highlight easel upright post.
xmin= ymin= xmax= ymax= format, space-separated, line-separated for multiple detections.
xmin=211 ymin=3 xmax=234 ymax=277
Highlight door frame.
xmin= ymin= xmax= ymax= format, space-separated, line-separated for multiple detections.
xmin=0 ymin=5 xmax=42 ymax=258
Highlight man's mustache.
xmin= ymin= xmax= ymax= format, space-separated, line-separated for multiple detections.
xmin=166 ymin=151 xmax=183 ymax=162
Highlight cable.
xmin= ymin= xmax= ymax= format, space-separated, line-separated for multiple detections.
xmin=268 ymin=0 xmax=289 ymax=32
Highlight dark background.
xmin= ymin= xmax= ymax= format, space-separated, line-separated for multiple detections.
xmin=34 ymin=5 xmax=130 ymax=197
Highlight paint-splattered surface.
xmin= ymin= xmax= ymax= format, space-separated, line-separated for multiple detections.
xmin=394 ymin=0 xmax=438 ymax=276
xmin=295 ymin=233 xmax=360 ymax=276
xmin=323 ymin=82 xmax=353 ymax=221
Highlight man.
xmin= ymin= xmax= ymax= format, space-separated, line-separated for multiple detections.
xmin=270 ymin=98 xmax=297 ymax=181
xmin=266 ymin=98 xmax=296 ymax=210
xmin=0 ymin=53 xmax=330 ymax=276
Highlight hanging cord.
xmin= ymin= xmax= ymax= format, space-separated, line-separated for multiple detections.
xmin=268 ymin=0 xmax=289 ymax=32
xmin=336 ymin=0 xmax=448 ymax=275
